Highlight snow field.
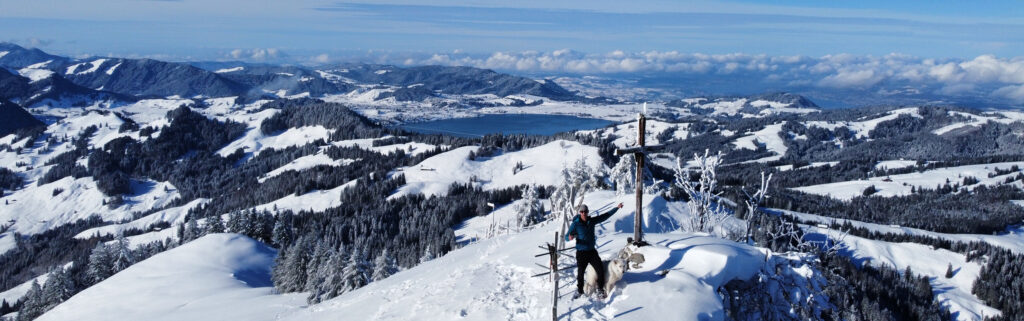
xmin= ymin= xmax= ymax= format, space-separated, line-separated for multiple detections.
xmin=805 ymin=107 xmax=921 ymax=139
xmin=792 ymin=161 xmax=1024 ymax=200
xmin=810 ymin=227 xmax=1000 ymax=321
xmin=0 ymin=177 xmax=179 ymax=235
xmin=393 ymin=140 xmax=602 ymax=198
xmin=732 ymin=122 xmax=788 ymax=163
xmin=259 ymin=153 xmax=357 ymax=183
xmin=933 ymin=110 xmax=1024 ymax=135
xmin=776 ymin=209 xmax=1024 ymax=254
xmin=290 ymin=190 xmax=767 ymax=321
xmin=580 ymin=119 xmax=689 ymax=149
xmin=37 ymin=234 xmax=307 ymax=321
xmin=73 ymin=198 xmax=210 ymax=239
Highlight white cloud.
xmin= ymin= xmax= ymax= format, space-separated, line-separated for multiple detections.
xmin=228 ymin=48 xmax=285 ymax=61
xmin=311 ymin=53 xmax=329 ymax=64
xmin=335 ymin=49 xmax=1024 ymax=103
xmin=993 ymin=85 xmax=1024 ymax=102
xmin=818 ymin=69 xmax=884 ymax=88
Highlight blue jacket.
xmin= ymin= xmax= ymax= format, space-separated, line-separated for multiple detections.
xmin=565 ymin=207 xmax=618 ymax=251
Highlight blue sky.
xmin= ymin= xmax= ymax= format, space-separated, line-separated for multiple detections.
xmin=0 ymin=0 xmax=1021 ymax=63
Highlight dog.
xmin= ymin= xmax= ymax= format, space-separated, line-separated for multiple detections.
xmin=582 ymin=256 xmax=628 ymax=297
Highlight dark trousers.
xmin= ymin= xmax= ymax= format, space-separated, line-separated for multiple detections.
xmin=575 ymin=249 xmax=605 ymax=294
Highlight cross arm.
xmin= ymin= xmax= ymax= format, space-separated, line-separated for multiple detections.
xmin=614 ymin=144 xmax=665 ymax=156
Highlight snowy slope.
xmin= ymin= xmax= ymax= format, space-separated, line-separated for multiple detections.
xmin=779 ymin=209 xmax=1024 ymax=254
xmin=933 ymin=110 xmax=1024 ymax=135
xmin=732 ymin=122 xmax=788 ymax=163
xmin=330 ymin=136 xmax=438 ymax=156
xmin=0 ymin=178 xmax=179 ymax=234
xmin=875 ymin=159 xmax=919 ymax=171
xmin=219 ymin=125 xmax=333 ymax=157
xmin=73 ymin=198 xmax=211 ymax=239
xmin=252 ymin=180 xmax=359 ymax=214
xmin=580 ymin=119 xmax=689 ymax=149
xmin=0 ymin=263 xmax=72 ymax=307
xmin=38 ymin=234 xmax=306 ymax=321
xmin=287 ymin=192 xmax=765 ymax=321
xmin=792 ymin=161 xmax=1024 ymax=200
xmin=393 ymin=140 xmax=602 ymax=197
xmin=810 ymin=227 xmax=1000 ymax=320
xmin=806 ymin=107 xmax=921 ymax=139
xmin=0 ymin=232 xmax=15 ymax=257
xmin=259 ymin=153 xmax=357 ymax=183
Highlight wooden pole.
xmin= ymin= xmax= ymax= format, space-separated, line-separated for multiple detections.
xmin=550 ymin=232 xmax=559 ymax=321
xmin=634 ymin=113 xmax=646 ymax=244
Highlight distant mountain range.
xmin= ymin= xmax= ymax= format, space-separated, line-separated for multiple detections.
xmin=0 ymin=43 xmax=600 ymax=108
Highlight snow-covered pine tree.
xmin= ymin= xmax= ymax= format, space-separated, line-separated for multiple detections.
xmin=271 ymin=244 xmax=291 ymax=291
xmin=87 ymin=243 xmax=113 ymax=283
xmin=112 ymin=235 xmax=135 ymax=273
xmin=206 ymin=214 xmax=225 ymax=234
xmin=514 ymin=186 xmax=545 ymax=228
xmin=16 ymin=281 xmax=44 ymax=321
xmin=340 ymin=248 xmax=369 ymax=293
xmin=183 ymin=218 xmax=201 ymax=242
xmin=303 ymin=242 xmax=332 ymax=293
xmin=278 ymin=240 xmax=309 ymax=293
xmin=226 ymin=210 xmax=245 ymax=234
xmin=371 ymin=249 xmax=398 ymax=282
xmin=309 ymin=247 xmax=346 ymax=304
xmin=41 ymin=268 xmax=74 ymax=310
xmin=271 ymin=219 xmax=293 ymax=248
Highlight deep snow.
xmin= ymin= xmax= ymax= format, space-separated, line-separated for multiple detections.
xmin=37 ymin=234 xmax=307 ymax=321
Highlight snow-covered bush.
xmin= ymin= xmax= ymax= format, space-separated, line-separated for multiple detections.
xmin=673 ymin=150 xmax=737 ymax=237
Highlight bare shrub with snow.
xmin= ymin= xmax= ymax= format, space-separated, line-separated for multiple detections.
xmin=674 ymin=149 xmax=738 ymax=237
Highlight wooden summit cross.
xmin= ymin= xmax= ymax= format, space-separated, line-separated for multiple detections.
xmin=615 ymin=103 xmax=662 ymax=246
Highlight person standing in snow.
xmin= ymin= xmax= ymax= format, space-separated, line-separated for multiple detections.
xmin=566 ymin=202 xmax=623 ymax=299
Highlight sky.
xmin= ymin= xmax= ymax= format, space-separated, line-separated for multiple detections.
xmin=2 ymin=0 xmax=1022 ymax=104
xmin=0 ymin=0 xmax=1021 ymax=62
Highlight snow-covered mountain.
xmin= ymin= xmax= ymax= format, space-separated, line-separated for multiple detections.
xmin=1 ymin=45 xmax=1024 ymax=321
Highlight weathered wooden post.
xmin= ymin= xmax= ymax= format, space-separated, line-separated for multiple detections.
xmin=550 ymin=232 xmax=559 ymax=321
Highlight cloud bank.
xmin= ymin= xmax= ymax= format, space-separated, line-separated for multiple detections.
xmin=367 ymin=50 xmax=1024 ymax=104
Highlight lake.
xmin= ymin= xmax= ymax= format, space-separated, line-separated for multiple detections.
xmin=399 ymin=114 xmax=615 ymax=137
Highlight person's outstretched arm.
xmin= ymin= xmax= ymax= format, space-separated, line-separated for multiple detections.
xmin=592 ymin=203 xmax=624 ymax=224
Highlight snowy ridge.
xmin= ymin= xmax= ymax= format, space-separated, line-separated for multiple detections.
xmin=933 ymin=110 xmax=1024 ymax=135
xmin=806 ymin=107 xmax=921 ymax=139
xmin=580 ymin=119 xmax=689 ymax=149
xmin=0 ymin=178 xmax=179 ymax=235
xmin=810 ymin=227 xmax=999 ymax=320
xmin=792 ymin=161 xmax=1024 ymax=200
xmin=732 ymin=122 xmax=788 ymax=163
xmin=214 ymin=66 xmax=244 ymax=73
xmin=288 ymin=191 xmax=766 ymax=321
xmin=37 ymin=234 xmax=307 ymax=321
xmin=74 ymin=199 xmax=211 ymax=239
xmin=780 ymin=209 xmax=1024 ymax=255
xmin=252 ymin=179 xmax=359 ymax=214
xmin=393 ymin=140 xmax=602 ymax=198
xmin=259 ymin=153 xmax=357 ymax=183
